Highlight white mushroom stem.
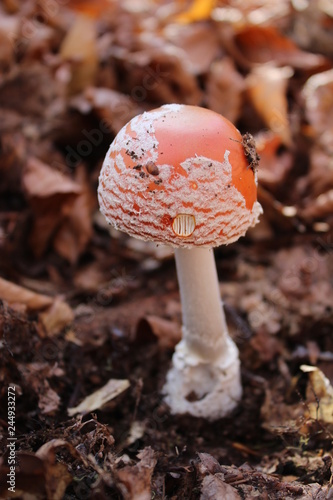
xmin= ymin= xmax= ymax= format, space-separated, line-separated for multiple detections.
xmin=163 ymin=247 xmax=242 ymax=420
xmin=174 ymin=247 xmax=229 ymax=360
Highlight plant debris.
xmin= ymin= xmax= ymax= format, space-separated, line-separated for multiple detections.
xmin=0 ymin=0 xmax=333 ymax=498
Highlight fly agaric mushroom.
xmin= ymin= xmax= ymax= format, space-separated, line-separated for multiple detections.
xmin=98 ymin=104 xmax=262 ymax=420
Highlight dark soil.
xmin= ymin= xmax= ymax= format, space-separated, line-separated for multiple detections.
xmin=0 ymin=1 xmax=333 ymax=499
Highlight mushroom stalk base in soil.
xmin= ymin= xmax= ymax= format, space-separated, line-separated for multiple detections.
xmin=163 ymin=247 xmax=242 ymax=420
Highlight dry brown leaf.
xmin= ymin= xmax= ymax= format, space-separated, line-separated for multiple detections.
xmin=301 ymin=365 xmax=333 ymax=423
xmin=303 ymin=69 xmax=333 ymax=153
xmin=0 ymin=15 xmax=17 ymax=70
xmin=84 ymin=87 xmax=143 ymax=134
xmin=39 ymin=297 xmax=74 ymax=336
xmin=206 ymin=58 xmax=244 ymax=123
xmin=164 ymin=23 xmax=220 ymax=75
xmin=66 ymin=0 xmax=113 ymax=18
xmin=260 ymin=387 xmax=305 ymax=434
xmin=246 ymin=65 xmax=293 ymax=145
xmin=256 ymin=131 xmax=293 ymax=190
xmin=237 ymin=481 xmax=326 ymax=500
xmin=0 ymin=276 xmax=53 ymax=311
xmin=0 ymin=439 xmax=81 ymax=498
xmin=19 ymin=362 xmax=63 ymax=415
xmin=0 ymin=276 xmax=72 ymax=334
xmin=235 ymin=25 xmax=327 ymax=68
xmin=24 ymin=158 xmax=79 ymax=199
xmin=23 ymin=157 xmax=80 ymax=257
xmin=200 ymin=474 xmax=241 ymax=500
xmin=36 ymin=440 xmax=76 ymax=500
xmin=38 ymin=384 xmax=61 ymax=415
xmin=117 ymin=41 xmax=201 ymax=105
xmin=54 ymin=165 xmax=95 ymax=264
xmin=116 ymin=447 xmax=157 ymax=500
xmin=197 ymin=452 xmax=222 ymax=475
xmin=68 ymin=378 xmax=130 ymax=416
xmin=0 ymin=131 xmax=26 ymax=193
xmin=136 ymin=315 xmax=181 ymax=348
xmin=0 ymin=453 xmax=44 ymax=498
xmin=60 ymin=14 xmax=98 ymax=94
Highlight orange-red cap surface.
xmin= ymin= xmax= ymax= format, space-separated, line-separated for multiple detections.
xmin=98 ymin=104 xmax=262 ymax=247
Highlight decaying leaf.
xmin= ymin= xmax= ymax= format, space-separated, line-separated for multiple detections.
xmin=23 ymin=157 xmax=81 ymax=257
xmin=68 ymin=378 xmax=130 ymax=416
xmin=115 ymin=447 xmax=157 ymax=500
xmin=115 ymin=40 xmax=202 ymax=105
xmin=136 ymin=315 xmax=181 ymax=348
xmin=36 ymin=440 xmax=74 ymax=500
xmin=0 ymin=14 xmax=17 ymax=69
xmin=256 ymin=131 xmax=293 ymax=191
xmin=53 ymin=165 xmax=95 ymax=264
xmin=200 ymin=474 xmax=241 ymax=500
xmin=18 ymin=362 xmax=64 ymax=415
xmin=60 ymin=14 xmax=98 ymax=94
xmin=206 ymin=58 xmax=244 ymax=123
xmin=260 ymin=386 xmax=305 ymax=435
xmin=0 ymin=276 xmax=53 ymax=311
xmin=164 ymin=22 xmax=220 ymax=75
xmin=0 ymin=130 xmax=26 ymax=193
xmin=0 ymin=275 xmax=73 ymax=335
xmin=83 ymin=86 xmax=143 ymax=134
xmin=0 ymin=449 xmax=71 ymax=499
xmin=235 ymin=25 xmax=327 ymax=68
xmin=301 ymin=365 xmax=333 ymax=423
xmin=39 ymin=297 xmax=74 ymax=336
xmin=246 ymin=65 xmax=293 ymax=145
xmin=303 ymin=69 xmax=333 ymax=153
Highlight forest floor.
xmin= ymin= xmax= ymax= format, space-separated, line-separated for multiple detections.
xmin=0 ymin=1 xmax=333 ymax=498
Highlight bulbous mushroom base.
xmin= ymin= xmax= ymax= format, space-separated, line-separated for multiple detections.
xmin=163 ymin=337 xmax=242 ymax=421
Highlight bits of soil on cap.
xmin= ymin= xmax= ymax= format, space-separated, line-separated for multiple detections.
xmin=133 ymin=164 xmax=142 ymax=170
xmin=145 ymin=161 xmax=160 ymax=176
xmin=242 ymin=133 xmax=260 ymax=173
xmin=230 ymin=132 xmax=260 ymax=174
xmin=125 ymin=149 xmax=139 ymax=160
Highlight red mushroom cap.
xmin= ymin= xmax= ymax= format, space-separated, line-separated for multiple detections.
xmin=98 ymin=104 xmax=262 ymax=247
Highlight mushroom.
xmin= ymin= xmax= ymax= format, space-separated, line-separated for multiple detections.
xmin=98 ymin=104 xmax=262 ymax=420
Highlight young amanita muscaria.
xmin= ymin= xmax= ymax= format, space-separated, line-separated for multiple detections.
xmin=98 ymin=104 xmax=262 ymax=420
